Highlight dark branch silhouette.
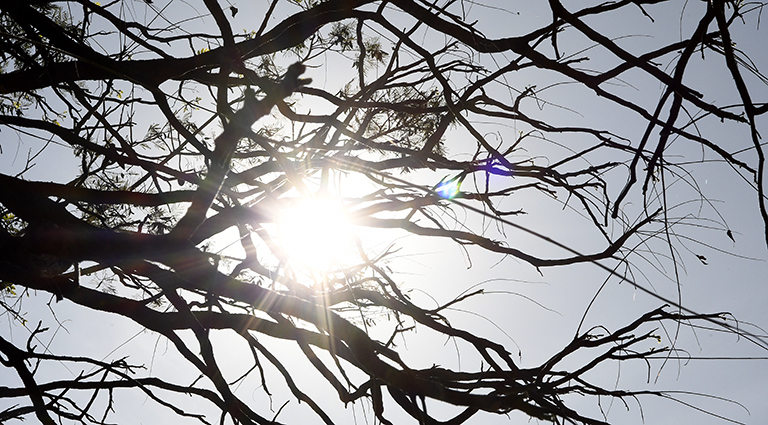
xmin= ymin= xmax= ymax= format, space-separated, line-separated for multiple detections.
xmin=0 ymin=1 xmax=766 ymax=424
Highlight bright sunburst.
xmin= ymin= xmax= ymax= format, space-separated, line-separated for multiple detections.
xmin=276 ymin=195 xmax=356 ymax=271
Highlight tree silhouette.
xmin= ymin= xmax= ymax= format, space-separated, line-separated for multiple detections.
xmin=0 ymin=1 xmax=766 ymax=424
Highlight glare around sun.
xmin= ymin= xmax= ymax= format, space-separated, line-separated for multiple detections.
xmin=276 ymin=196 xmax=356 ymax=271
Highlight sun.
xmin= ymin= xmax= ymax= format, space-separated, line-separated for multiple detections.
xmin=275 ymin=195 xmax=356 ymax=271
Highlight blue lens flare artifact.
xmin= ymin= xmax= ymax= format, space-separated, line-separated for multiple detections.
xmin=436 ymin=180 xmax=460 ymax=199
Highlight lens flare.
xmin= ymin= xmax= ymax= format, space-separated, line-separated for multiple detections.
xmin=276 ymin=196 xmax=354 ymax=270
xmin=436 ymin=180 xmax=460 ymax=199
